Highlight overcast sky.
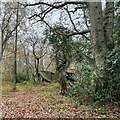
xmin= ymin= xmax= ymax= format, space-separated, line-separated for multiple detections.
xmin=0 ymin=0 xmax=116 ymax=3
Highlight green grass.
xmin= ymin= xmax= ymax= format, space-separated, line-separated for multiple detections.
xmin=2 ymin=81 xmax=59 ymax=93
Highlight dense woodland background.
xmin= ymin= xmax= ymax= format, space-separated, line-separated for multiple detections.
xmin=0 ymin=0 xmax=120 ymax=118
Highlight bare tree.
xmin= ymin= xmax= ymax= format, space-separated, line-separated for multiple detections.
xmin=12 ymin=4 xmax=19 ymax=91
xmin=28 ymin=35 xmax=47 ymax=83
xmin=20 ymin=40 xmax=30 ymax=80
xmin=0 ymin=2 xmax=25 ymax=61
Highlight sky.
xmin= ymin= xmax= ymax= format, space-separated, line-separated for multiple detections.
xmin=0 ymin=0 xmax=116 ymax=31
xmin=0 ymin=0 xmax=116 ymax=3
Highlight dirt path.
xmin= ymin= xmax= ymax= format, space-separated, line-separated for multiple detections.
xmin=1 ymin=83 xmax=120 ymax=118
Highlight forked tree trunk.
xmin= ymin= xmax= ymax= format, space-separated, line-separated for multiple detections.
xmin=88 ymin=1 xmax=114 ymax=94
xmin=35 ymin=58 xmax=42 ymax=83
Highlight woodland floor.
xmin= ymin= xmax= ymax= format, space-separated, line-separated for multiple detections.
xmin=0 ymin=82 xmax=120 ymax=119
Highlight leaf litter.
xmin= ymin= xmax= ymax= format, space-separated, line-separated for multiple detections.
xmin=1 ymin=83 xmax=120 ymax=119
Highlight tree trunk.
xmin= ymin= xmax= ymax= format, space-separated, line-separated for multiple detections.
xmin=0 ymin=41 xmax=3 ymax=61
xmin=104 ymin=2 xmax=114 ymax=51
xmin=26 ymin=50 xmax=29 ymax=80
xmin=0 ymin=29 xmax=3 ymax=61
xmin=88 ymin=2 xmax=107 ymax=74
xmin=88 ymin=1 xmax=114 ymax=96
xmin=13 ymin=7 xmax=19 ymax=91
xmin=59 ymin=72 xmax=67 ymax=95
xmin=35 ymin=58 xmax=41 ymax=82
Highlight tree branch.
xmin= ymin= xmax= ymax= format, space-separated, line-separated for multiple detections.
xmin=19 ymin=1 xmax=86 ymax=18
xmin=66 ymin=29 xmax=90 ymax=36
xmin=31 ymin=15 xmax=90 ymax=37
xmin=65 ymin=6 xmax=78 ymax=32
xmin=20 ymin=1 xmax=86 ymax=8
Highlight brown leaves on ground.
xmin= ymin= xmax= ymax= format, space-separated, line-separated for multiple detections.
xmin=1 ymin=82 xmax=120 ymax=119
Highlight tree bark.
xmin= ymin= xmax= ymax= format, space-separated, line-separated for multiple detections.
xmin=88 ymin=1 xmax=114 ymax=96
xmin=13 ymin=7 xmax=19 ymax=91
xmin=88 ymin=2 xmax=107 ymax=71
xmin=35 ymin=58 xmax=42 ymax=82
xmin=104 ymin=2 xmax=114 ymax=51
xmin=26 ymin=50 xmax=29 ymax=80
xmin=0 ymin=42 xmax=2 ymax=61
